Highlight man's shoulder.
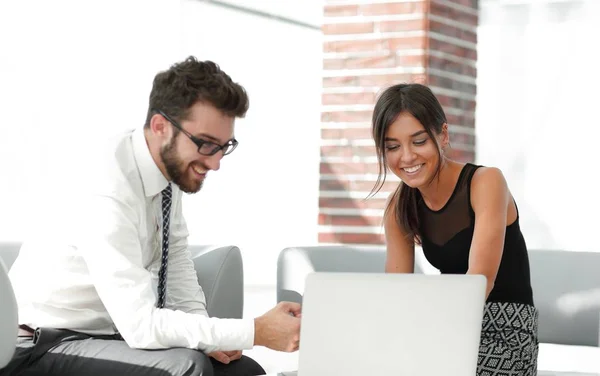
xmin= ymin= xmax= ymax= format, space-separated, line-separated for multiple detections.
xmin=74 ymin=129 xmax=143 ymax=202
xmin=94 ymin=129 xmax=138 ymax=173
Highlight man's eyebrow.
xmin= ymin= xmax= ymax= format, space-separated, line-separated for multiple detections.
xmin=192 ymin=132 xmax=224 ymax=144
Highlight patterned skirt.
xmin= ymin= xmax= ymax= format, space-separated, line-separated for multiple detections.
xmin=478 ymin=302 xmax=539 ymax=376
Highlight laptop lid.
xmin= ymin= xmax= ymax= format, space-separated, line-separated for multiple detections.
xmin=297 ymin=272 xmax=486 ymax=376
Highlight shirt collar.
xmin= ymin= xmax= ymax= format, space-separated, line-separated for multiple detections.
xmin=132 ymin=127 xmax=169 ymax=197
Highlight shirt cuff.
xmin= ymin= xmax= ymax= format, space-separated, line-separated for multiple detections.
xmin=213 ymin=318 xmax=255 ymax=351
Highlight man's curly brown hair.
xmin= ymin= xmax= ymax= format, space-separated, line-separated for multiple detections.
xmin=144 ymin=56 xmax=249 ymax=127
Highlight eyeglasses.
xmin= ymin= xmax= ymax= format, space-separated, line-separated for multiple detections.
xmin=155 ymin=110 xmax=238 ymax=156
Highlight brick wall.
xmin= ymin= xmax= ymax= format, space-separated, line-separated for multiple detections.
xmin=319 ymin=0 xmax=478 ymax=245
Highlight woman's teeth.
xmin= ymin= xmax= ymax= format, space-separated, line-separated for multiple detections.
xmin=403 ymin=164 xmax=423 ymax=173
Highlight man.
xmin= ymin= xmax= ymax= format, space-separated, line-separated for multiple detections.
xmin=3 ymin=56 xmax=301 ymax=376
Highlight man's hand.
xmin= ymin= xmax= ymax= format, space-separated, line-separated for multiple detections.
xmin=254 ymin=301 xmax=302 ymax=352
xmin=208 ymin=350 xmax=243 ymax=364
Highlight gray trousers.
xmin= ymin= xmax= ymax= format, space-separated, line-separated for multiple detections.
xmin=0 ymin=329 xmax=265 ymax=376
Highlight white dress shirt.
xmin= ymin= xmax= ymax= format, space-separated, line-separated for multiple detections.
xmin=9 ymin=128 xmax=254 ymax=352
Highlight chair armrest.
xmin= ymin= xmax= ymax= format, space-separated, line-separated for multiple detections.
xmin=276 ymin=247 xmax=316 ymax=304
xmin=0 ymin=259 xmax=18 ymax=368
xmin=0 ymin=241 xmax=22 ymax=271
xmin=189 ymin=245 xmax=244 ymax=319
xmin=276 ymin=245 xmax=388 ymax=304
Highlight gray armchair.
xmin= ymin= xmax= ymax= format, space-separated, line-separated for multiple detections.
xmin=528 ymin=249 xmax=600 ymax=347
xmin=189 ymin=244 xmax=244 ymax=319
xmin=276 ymin=245 xmax=426 ymax=304
xmin=0 ymin=241 xmax=244 ymax=369
xmin=276 ymin=245 xmax=600 ymax=375
xmin=0 ymin=242 xmax=20 ymax=271
xmin=0 ymin=254 xmax=18 ymax=369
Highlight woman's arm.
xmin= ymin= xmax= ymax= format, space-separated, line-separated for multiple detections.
xmin=467 ymin=167 xmax=510 ymax=297
xmin=384 ymin=191 xmax=415 ymax=273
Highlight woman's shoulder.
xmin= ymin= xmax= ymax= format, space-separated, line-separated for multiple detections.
xmin=470 ymin=164 xmax=507 ymax=186
xmin=469 ymin=165 xmax=510 ymax=208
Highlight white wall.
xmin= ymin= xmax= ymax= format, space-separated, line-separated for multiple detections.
xmin=0 ymin=0 xmax=322 ymax=285
xmin=177 ymin=1 xmax=323 ymax=285
xmin=476 ymin=0 xmax=600 ymax=253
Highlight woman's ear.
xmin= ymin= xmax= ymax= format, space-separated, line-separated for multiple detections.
xmin=440 ymin=123 xmax=450 ymax=150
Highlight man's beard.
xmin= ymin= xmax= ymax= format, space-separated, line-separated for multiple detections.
xmin=160 ymin=136 xmax=205 ymax=194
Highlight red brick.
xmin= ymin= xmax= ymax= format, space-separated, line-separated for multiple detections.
xmin=448 ymin=132 xmax=475 ymax=147
xmin=324 ymin=5 xmax=359 ymax=17
xmin=323 ymin=73 xmax=416 ymax=88
xmin=360 ymin=2 xmax=425 ymax=16
xmin=319 ymin=197 xmax=388 ymax=210
xmin=395 ymin=54 xmax=425 ymax=67
xmin=442 ymin=0 xmax=477 ymax=7
xmin=323 ymin=59 xmax=345 ymax=70
xmin=321 ymin=110 xmax=373 ymax=123
xmin=318 ymin=232 xmax=386 ymax=245
xmin=428 ymin=38 xmax=477 ymax=60
xmin=445 ymin=114 xmax=475 ymax=129
xmin=429 ymin=20 xmax=477 ymax=44
xmin=320 ymin=144 xmax=377 ymax=158
xmin=460 ymin=0 xmax=478 ymax=7
xmin=322 ymin=92 xmax=377 ymax=106
xmin=320 ymin=161 xmax=381 ymax=175
xmin=324 ymin=36 xmax=425 ymax=54
xmin=319 ymin=214 xmax=383 ymax=227
xmin=429 ymin=1 xmax=478 ymax=26
xmin=388 ymin=36 xmax=426 ymax=51
xmin=446 ymin=149 xmax=474 ymax=163
xmin=435 ymin=94 xmax=476 ymax=113
xmin=321 ymin=128 xmax=373 ymax=140
xmin=324 ymin=55 xmax=399 ymax=71
xmin=358 ymin=73 xmax=424 ymax=87
xmin=347 ymin=54 xmax=398 ymax=69
xmin=323 ymin=76 xmax=360 ymax=88
xmin=377 ymin=19 xmax=425 ymax=32
xmin=322 ymin=22 xmax=374 ymax=35
xmin=427 ymin=74 xmax=477 ymax=95
xmin=324 ymin=39 xmax=387 ymax=53
xmin=428 ymin=55 xmax=477 ymax=77
xmin=320 ymin=179 xmax=399 ymax=193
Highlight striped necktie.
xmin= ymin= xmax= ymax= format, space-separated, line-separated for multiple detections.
xmin=156 ymin=183 xmax=172 ymax=308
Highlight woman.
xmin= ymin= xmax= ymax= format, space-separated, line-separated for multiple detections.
xmin=371 ymin=83 xmax=538 ymax=375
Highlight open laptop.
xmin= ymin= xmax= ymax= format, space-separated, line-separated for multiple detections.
xmin=279 ymin=272 xmax=486 ymax=376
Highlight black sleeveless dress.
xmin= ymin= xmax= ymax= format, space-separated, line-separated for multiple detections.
xmin=417 ymin=163 xmax=539 ymax=376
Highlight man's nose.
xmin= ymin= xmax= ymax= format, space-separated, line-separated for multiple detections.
xmin=204 ymin=152 xmax=222 ymax=171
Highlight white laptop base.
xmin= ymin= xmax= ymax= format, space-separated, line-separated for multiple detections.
xmin=290 ymin=272 xmax=486 ymax=376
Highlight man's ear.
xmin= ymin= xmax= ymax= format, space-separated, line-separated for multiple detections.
xmin=150 ymin=113 xmax=171 ymax=138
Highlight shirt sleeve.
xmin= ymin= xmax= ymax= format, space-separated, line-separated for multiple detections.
xmin=75 ymin=194 xmax=255 ymax=352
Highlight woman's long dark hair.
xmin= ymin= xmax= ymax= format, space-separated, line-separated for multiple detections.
xmin=369 ymin=84 xmax=447 ymax=244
